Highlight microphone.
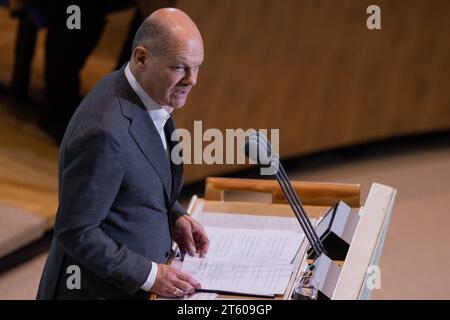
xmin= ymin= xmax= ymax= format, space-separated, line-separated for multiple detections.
xmin=244 ymin=131 xmax=273 ymax=167
xmin=244 ymin=132 xmax=326 ymax=257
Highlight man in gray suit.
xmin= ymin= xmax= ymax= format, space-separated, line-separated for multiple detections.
xmin=37 ymin=8 xmax=209 ymax=300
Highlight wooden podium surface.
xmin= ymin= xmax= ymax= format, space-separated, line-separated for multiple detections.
xmin=155 ymin=177 xmax=396 ymax=300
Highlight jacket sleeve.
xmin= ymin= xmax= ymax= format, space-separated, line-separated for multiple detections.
xmin=170 ymin=200 xmax=187 ymax=223
xmin=54 ymin=126 xmax=152 ymax=295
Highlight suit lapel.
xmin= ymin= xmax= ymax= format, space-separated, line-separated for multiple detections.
xmin=129 ymin=114 xmax=173 ymax=198
xmin=115 ymin=67 xmax=172 ymax=201
xmin=165 ymin=116 xmax=184 ymax=207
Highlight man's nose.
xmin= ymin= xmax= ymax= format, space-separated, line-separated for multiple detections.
xmin=183 ymin=70 xmax=197 ymax=86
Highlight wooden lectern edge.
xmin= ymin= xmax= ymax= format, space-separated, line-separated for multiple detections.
xmin=205 ymin=177 xmax=361 ymax=208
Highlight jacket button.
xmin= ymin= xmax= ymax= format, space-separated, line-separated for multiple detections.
xmin=165 ymin=251 xmax=170 ymax=258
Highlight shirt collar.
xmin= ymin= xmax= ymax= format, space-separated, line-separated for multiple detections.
xmin=124 ymin=63 xmax=172 ymax=125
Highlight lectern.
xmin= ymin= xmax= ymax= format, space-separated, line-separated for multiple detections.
xmin=155 ymin=177 xmax=397 ymax=300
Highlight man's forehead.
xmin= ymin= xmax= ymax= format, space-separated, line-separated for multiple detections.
xmin=165 ymin=41 xmax=204 ymax=64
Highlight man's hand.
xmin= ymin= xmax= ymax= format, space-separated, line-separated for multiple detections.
xmin=151 ymin=264 xmax=200 ymax=298
xmin=173 ymin=215 xmax=209 ymax=257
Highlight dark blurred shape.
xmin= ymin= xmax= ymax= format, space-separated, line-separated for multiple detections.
xmin=11 ymin=12 xmax=37 ymax=103
xmin=38 ymin=0 xmax=108 ymax=143
xmin=5 ymin=0 xmax=176 ymax=143
xmin=2 ymin=0 xmax=41 ymax=110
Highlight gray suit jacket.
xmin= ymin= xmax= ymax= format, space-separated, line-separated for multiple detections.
xmin=36 ymin=66 xmax=186 ymax=299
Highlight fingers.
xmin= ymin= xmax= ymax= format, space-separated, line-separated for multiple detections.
xmin=168 ymin=270 xmax=200 ymax=297
xmin=194 ymin=233 xmax=209 ymax=257
xmin=182 ymin=231 xmax=196 ymax=256
xmin=174 ymin=216 xmax=210 ymax=257
xmin=152 ymin=265 xmax=201 ymax=298
xmin=193 ymin=225 xmax=210 ymax=257
xmin=176 ymin=269 xmax=201 ymax=289
xmin=175 ymin=216 xmax=197 ymax=256
xmin=168 ymin=286 xmax=185 ymax=298
xmin=172 ymin=279 xmax=195 ymax=294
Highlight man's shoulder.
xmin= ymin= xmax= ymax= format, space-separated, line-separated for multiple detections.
xmin=83 ymin=69 xmax=122 ymax=105
xmin=63 ymin=70 xmax=129 ymax=144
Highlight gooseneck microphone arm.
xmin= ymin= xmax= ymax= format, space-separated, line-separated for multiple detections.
xmin=275 ymin=160 xmax=326 ymax=256
xmin=244 ymin=132 xmax=326 ymax=257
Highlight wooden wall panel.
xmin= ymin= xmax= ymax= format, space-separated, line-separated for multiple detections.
xmin=173 ymin=0 xmax=450 ymax=182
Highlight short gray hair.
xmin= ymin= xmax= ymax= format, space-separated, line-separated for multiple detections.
xmin=131 ymin=19 xmax=172 ymax=57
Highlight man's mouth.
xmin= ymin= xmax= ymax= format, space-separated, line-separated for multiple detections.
xmin=173 ymin=88 xmax=190 ymax=97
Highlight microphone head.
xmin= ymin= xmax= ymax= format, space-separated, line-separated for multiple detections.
xmin=244 ymin=131 xmax=272 ymax=166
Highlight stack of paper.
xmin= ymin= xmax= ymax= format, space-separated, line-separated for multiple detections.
xmin=180 ymin=226 xmax=304 ymax=296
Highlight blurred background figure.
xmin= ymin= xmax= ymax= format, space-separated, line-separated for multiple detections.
xmin=2 ymin=0 xmax=175 ymax=143
xmin=40 ymin=0 xmax=108 ymax=143
xmin=6 ymin=0 xmax=39 ymax=104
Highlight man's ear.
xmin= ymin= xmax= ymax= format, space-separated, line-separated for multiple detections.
xmin=132 ymin=46 xmax=149 ymax=68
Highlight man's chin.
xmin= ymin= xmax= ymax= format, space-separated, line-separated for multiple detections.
xmin=169 ymin=98 xmax=188 ymax=109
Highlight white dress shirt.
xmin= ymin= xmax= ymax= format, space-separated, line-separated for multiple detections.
xmin=124 ymin=63 xmax=173 ymax=292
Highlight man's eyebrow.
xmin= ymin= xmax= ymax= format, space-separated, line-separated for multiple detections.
xmin=172 ymin=56 xmax=203 ymax=65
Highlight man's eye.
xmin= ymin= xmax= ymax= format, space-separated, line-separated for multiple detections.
xmin=172 ymin=66 xmax=185 ymax=72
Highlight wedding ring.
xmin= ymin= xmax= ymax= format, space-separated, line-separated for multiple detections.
xmin=173 ymin=288 xmax=181 ymax=295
